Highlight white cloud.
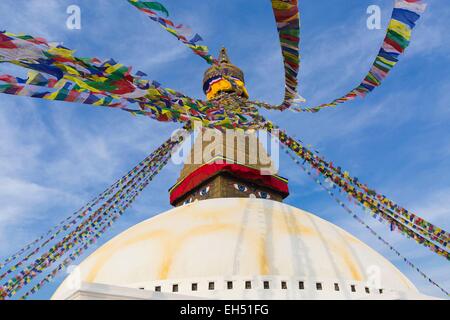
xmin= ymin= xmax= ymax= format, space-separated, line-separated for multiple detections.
xmin=0 ymin=0 xmax=67 ymax=39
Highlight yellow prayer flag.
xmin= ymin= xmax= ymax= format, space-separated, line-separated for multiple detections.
xmin=389 ymin=19 xmax=411 ymax=40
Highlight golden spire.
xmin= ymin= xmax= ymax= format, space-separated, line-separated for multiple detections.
xmin=219 ymin=47 xmax=230 ymax=64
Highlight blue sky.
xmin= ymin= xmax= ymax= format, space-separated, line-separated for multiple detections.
xmin=0 ymin=0 xmax=449 ymax=299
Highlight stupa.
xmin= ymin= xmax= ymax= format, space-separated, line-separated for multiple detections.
xmin=51 ymin=49 xmax=436 ymax=300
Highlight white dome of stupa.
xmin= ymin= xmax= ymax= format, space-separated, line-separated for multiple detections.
xmin=52 ymin=198 xmax=433 ymax=300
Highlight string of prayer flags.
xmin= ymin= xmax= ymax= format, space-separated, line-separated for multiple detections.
xmin=270 ymin=0 xmax=300 ymax=110
xmin=263 ymin=119 xmax=450 ymax=260
xmin=294 ymin=0 xmax=427 ymax=113
xmin=265 ymin=116 xmax=449 ymax=249
xmin=127 ymin=0 xmax=216 ymax=64
xmin=0 ymin=128 xmax=190 ymax=299
xmin=282 ymin=145 xmax=449 ymax=296
xmin=0 ymin=31 xmax=163 ymax=99
xmin=269 ymin=116 xmax=450 ymax=249
xmin=0 ymin=137 xmax=180 ymax=277
xmin=0 ymin=31 xmax=263 ymax=129
xmin=293 ymin=138 xmax=450 ymax=249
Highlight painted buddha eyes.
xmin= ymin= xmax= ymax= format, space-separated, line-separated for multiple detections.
xmin=258 ymin=191 xmax=271 ymax=199
xmin=199 ymin=186 xmax=210 ymax=196
xmin=233 ymin=183 xmax=271 ymax=199
xmin=184 ymin=184 xmax=271 ymax=202
xmin=234 ymin=183 xmax=248 ymax=192
xmin=182 ymin=186 xmax=210 ymax=205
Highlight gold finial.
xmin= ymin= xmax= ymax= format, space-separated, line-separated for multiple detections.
xmin=219 ymin=47 xmax=230 ymax=64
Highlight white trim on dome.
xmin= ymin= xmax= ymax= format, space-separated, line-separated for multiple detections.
xmin=128 ymin=275 xmax=409 ymax=300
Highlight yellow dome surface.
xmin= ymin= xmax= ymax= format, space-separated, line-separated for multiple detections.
xmin=52 ymin=198 xmax=419 ymax=299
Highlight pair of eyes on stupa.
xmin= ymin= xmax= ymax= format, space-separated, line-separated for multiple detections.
xmin=182 ymin=186 xmax=211 ymax=205
xmin=232 ymin=183 xmax=271 ymax=199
